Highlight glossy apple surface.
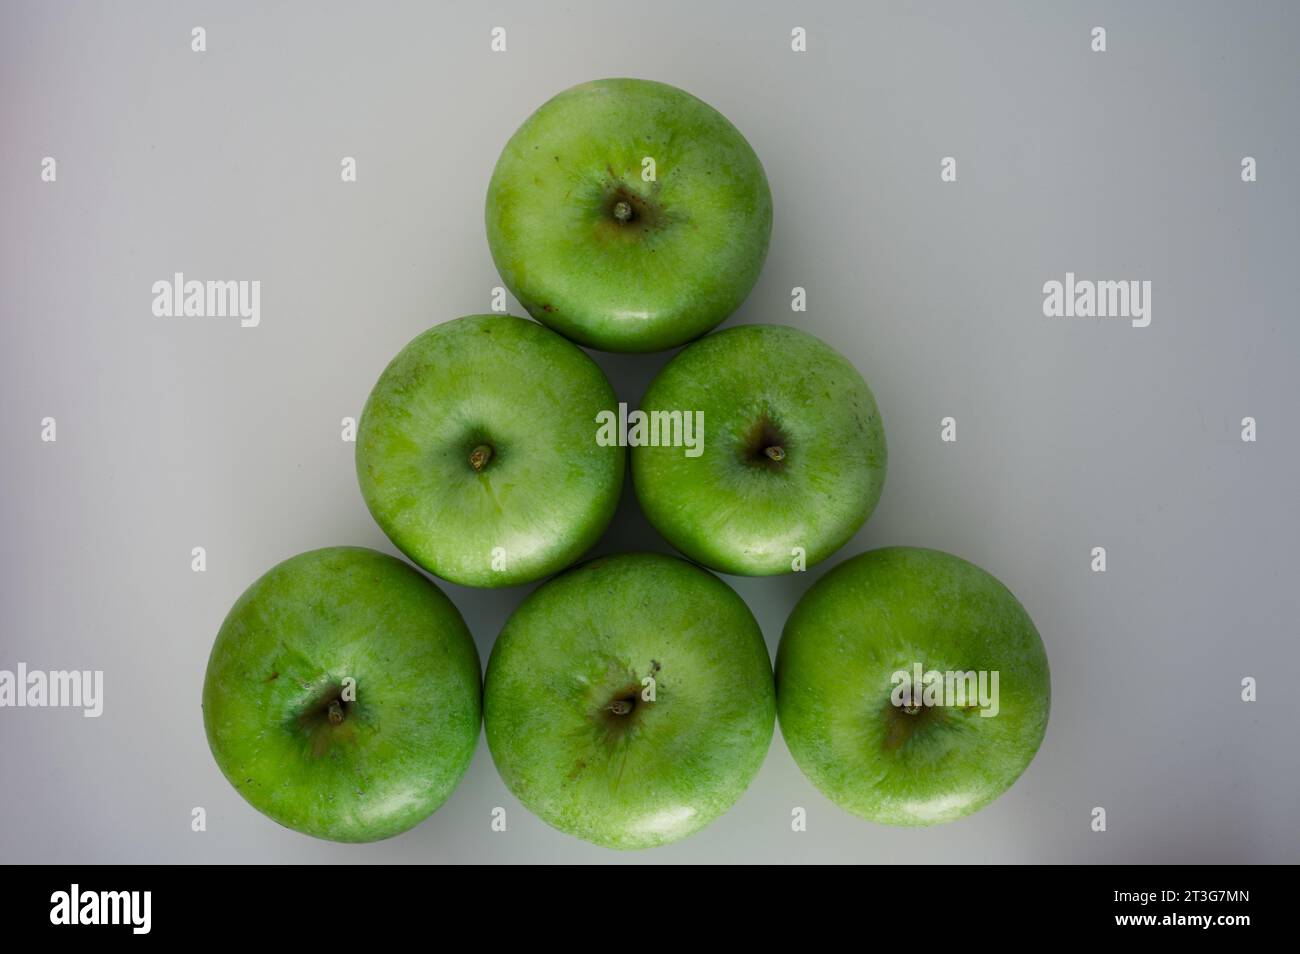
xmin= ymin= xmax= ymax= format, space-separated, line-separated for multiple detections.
xmin=776 ymin=547 xmax=1050 ymax=826
xmin=632 ymin=324 xmax=886 ymax=575
xmin=202 ymin=547 xmax=481 ymax=842
xmin=356 ymin=314 xmax=624 ymax=587
xmin=486 ymin=78 xmax=773 ymax=352
xmin=483 ymin=553 xmax=775 ymax=849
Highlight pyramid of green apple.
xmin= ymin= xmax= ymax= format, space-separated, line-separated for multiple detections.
xmin=200 ymin=75 xmax=1050 ymax=850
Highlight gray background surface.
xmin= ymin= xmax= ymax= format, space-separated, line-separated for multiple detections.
xmin=2 ymin=0 xmax=1297 ymax=863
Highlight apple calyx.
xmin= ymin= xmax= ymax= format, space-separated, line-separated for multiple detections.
xmin=469 ymin=444 xmax=494 ymax=473
xmin=741 ymin=415 xmax=790 ymax=470
xmin=604 ymin=684 xmax=639 ymax=718
xmin=327 ymin=700 xmax=345 ymax=725
xmin=882 ymin=700 xmax=941 ymax=752
xmin=596 ymin=681 xmax=646 ymax=741
xmin=600 ymin=185 xmax=668 ymax=236
xmin=296 ymin=687 xmax=358 ymax=758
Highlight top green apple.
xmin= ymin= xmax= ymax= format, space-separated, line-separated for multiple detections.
xmin=485 ymin=78 xmax=773 ymax=353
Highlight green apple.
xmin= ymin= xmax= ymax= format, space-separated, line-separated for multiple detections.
xmin=356 ymin=314 xmax=624 ymax=587
xmin=201 ymin=547 xmax=481 ymax=842
xmin=632 ymin=324 xmax=886 ymax=575
xmin=776 ymin=547 xmax=1050 ymax=826
xmin=483 ymin=553 xmax=775 ymax=849
xmin=485 ymin=77 xmax=773 ymax=353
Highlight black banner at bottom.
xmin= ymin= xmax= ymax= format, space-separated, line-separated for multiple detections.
xmin=4 ymin=866 xmax=1275 ymax=937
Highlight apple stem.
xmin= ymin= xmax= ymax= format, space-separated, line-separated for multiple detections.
xmin=607 ymin=700 xmax=633 ymax=716
xmin=469 ymin=444 xmax=494 ymax=472
xmin=327 ymin=700 xmax=344 ymax=725
xmin=764 ymin=445 xmax=785 ymax=463
xmin=612 ymin=200 xmax=633 ymax=223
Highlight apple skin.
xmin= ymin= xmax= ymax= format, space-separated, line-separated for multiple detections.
xmin=775 ymin=547 xmax=1050 ymax=826
xmin=632 ymin=324 xmax=886 ymax=575
xmin=485 ymin=78 xmax=773 ymax=353
xmin=201 ymin=547 xmax=481 ymax=843
xmin=483 ymin=553 xmax=775 ymax=849
xmin=356 ymin=314 xmax=624 ymax=588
